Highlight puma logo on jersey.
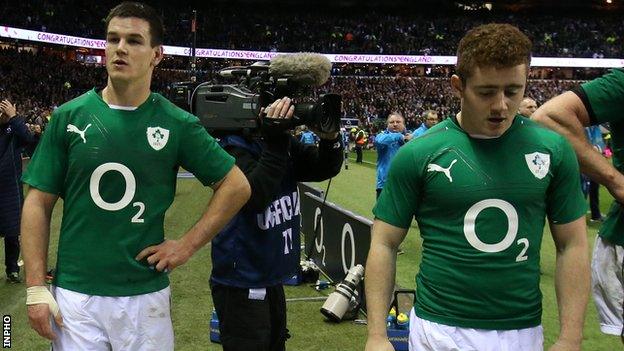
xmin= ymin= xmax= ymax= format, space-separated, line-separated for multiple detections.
xmin=427 ymin=159 xmax=457 ymax=182
xmin=67 ymin=123 xmax=92 ymax=143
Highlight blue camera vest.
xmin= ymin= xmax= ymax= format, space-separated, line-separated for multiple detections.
xmin=211 ymin=135 xmax=301 ymax=287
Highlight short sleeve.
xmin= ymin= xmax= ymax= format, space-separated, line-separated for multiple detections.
xmin=372 ymin=145 xmax=421 ymax=228
xmin=178 ymin=115 xmax=235 ymax=186
xmin=21 ymin=110 xmax=68 ymax=195
xmin=580 ymin=69 xmax=624 ymax=124
xmin=546 ymin=137 xmax=587 ymax=224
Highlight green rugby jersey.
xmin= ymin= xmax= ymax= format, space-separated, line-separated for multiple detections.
xmin=23 ymin=89 xmax=235 ymax=296
xmin=374 ymin=116 xmax=586 ymax=329
xmin=580 ymin=68 xmax=624 ymax=245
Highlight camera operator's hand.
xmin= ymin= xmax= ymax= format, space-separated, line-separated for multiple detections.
xmin=260 ymin=97 xmax=295 ymax=138
xmin=262 ymin=97 xmax=294 ymax=120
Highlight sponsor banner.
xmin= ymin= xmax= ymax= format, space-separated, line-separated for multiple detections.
xmin=2 ymin=26 xmax=623 ymax=67
xmin=1 ymin=26 xmax=106 ymax=49
xmin=300 ymin=191 xmax=372 ymax=282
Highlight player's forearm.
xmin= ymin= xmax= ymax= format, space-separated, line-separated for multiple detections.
xmin=580 ymin=151 xmax=624 ymax=199
xmin=554 ymin=228 xmax=589 ymax=345
xmin=181 ymin=166 xmax=251 ymax=254
xmin=21 ymin=192 xmax=54 ymax=287
xmin=562 ymin=127 xmax=622 ymax=191
xmin=365 ymin=241 xmax=397 ymax=339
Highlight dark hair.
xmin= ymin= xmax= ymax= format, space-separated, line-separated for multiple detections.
xmin=105 ymin=2 xmax=164 ymax=47
xmin=422 ymin=110 xmax=438 ymax=119
xmin=456 ymin=23 xmax=532 ymax=82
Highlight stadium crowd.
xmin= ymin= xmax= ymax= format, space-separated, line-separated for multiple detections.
xmin=1 ymin=0 xmax=623 ymax=58
xmin=0 ymin=48 xmax=586 ymax=135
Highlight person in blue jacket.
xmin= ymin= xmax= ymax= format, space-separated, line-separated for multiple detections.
xmin=299 ymin=126 xmax=319 ymax=145
xmin=374 ymin=112 xmax=411 ymax=198
xmin=412 ymin=110 xmax=439 ymax=137
xmin=584 ymin=125 xmax=607 ymax=221
xmin=0 ymin=99 xmax=34 ymax=283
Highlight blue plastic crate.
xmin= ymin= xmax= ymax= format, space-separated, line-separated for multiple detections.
xmin=387 ymin=327 xmax=409 ymax=351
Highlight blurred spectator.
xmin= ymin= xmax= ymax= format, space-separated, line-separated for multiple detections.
xmin=2 ymin=1 xmax=624 ymax=58
xmin=0 ymin=99 xmax=34 ymax=283
xmin=23 ymin=123 xmax=42 ymax=158
xmin=584 ymin=125 xmax=607 ymax=222
xmin=518 ymin=97 xmax=538 ymax=118
xmin=0 ymin=48 xmax=586 ymax=143
xmin=352 ymin=127 xmax=367 ymax=163
xmin=299 ymin=126 xmax=319 ymax=145
xmin=412 ymin=110 xmax=439 ymax=137
xmin=374 ymin=112 xmax=411 ymax=198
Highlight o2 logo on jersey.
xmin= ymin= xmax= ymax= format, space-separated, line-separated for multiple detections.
xmin=463 ymin=199 xmax=529 ymax=262
xmin=89 ymin=162 xmax=145 ymax=223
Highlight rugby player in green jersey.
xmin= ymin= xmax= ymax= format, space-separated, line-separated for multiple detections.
xmin=20 ymin=2 xmax=250 ymax=350
xmin=365 ymin=23 xmax=589 ymax=351
xmin=534 ymin=69 xmax=624 ymax=340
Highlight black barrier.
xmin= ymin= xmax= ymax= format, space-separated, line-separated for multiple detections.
xmin=297 ymin=182 xmax=324 ymax=199
xmin=300 ymin=191 xmax=372 ymax=282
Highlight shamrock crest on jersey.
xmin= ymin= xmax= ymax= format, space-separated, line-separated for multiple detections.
xmin=147 ymin=126 xmax=169 ymax=151
xmin=524 ymin=152 xmax=550 ymax=179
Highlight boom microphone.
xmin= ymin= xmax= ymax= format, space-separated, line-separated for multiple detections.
xmin=269 ymin=53 xmax=332 ymax=86
xmin=219 ymin=62 xmax=269 ymax=78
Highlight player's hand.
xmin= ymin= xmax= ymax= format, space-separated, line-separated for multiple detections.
xmin=135 ymin=239 xmax=193 ymax=272
xmin=548 ymin=339 xmax=581 ymax=351
xmin=27 ymin=304 xmax=63 ymax=340
xmin=364 ymin=336 xmax=395 ymax=351
xmin=404 ymin=133 xmax=413 ymax=142
xmin=26 ymin=286 xmax=64 ymax=340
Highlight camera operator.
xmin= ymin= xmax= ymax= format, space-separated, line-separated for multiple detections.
xmin=210 ymin=96 xmax=343 ymax=351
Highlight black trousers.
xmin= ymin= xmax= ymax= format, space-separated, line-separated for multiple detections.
xmin=4 ymin=236 xmax=19 ymax=275
xmin=589 ymin=180 xmax=602 ymax=220
xmin=211 ymin=283 xmax=288 ymax=351
xmin=355 ymin=145 xmax=363 ymax=163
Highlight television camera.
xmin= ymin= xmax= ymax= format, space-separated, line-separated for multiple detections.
xmin=168 ymin=53 xmax=341 ymax=135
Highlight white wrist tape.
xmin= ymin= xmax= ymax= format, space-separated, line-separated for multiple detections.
xmin=26 ymin=286 xmax=60 ymax=317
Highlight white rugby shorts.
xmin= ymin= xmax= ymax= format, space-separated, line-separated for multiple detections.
xmin=591 ymin=235 xmax=624 ymax=335
xmin=408 ymin=308 xmax=543 ymax=351
xmin=51 ymin=286 xmax=173 ymax=351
